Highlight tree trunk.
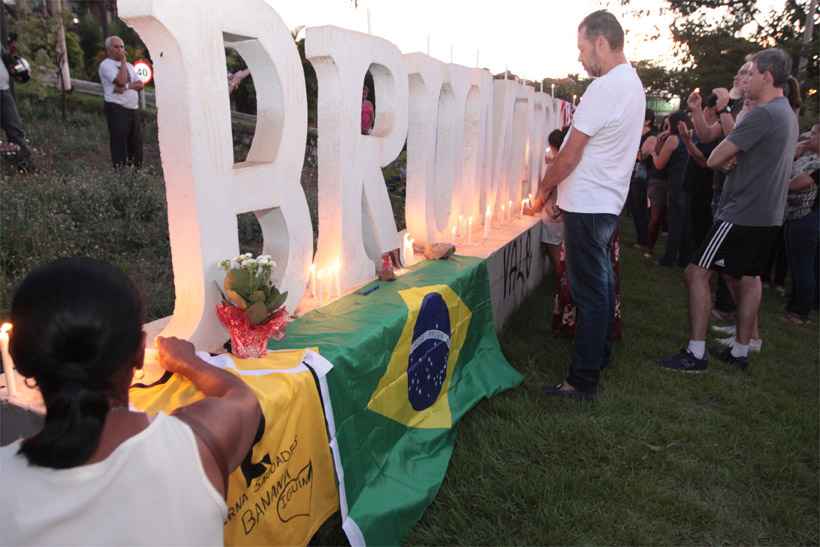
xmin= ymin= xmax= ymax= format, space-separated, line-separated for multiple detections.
xmin=798 ymin=0 xmax=817 ymax=78
xmin=47 ymin=0 xmax=72 ymax=120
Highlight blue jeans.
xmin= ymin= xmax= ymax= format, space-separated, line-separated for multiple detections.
xmin=784 ymin=209 xmax=820 ymax=319
xmin=562 ymin=212 xmax=618 ymax=392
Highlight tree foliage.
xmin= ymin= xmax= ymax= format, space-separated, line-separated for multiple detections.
xmin=621 ymin=0 xmax=818 ymax=126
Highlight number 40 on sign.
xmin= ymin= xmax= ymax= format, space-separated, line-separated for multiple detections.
xmin=133 ymin=59 xmax=153 ymax=85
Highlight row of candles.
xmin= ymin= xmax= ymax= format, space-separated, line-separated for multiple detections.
xmin=308 ymin=261 xmax=342 ymax=305
xmin=303 ymin=195 xmax=534 ymax=305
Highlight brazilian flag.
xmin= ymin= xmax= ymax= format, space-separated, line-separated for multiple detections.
xmin=269 ymin=256 xmax=522 ymax=546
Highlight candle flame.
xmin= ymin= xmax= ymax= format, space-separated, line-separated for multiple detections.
xmin=0 ymin=323 xmax=11 ymax=335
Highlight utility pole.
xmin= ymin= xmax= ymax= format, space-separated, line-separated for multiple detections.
xmin=798 ymin=0 xmax=817 ymax=78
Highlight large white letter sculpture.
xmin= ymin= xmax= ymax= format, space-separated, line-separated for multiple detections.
xmin=449 ymin=66 xmax=494 ymax=227
xmin=404 ymin=53 xmax=452 ymax=245
xmin=490 ymin=79 xmax=521 ymax=217
xmin=118 ymin=0 xmax=312 ymax=350
xmin=307 ymin=26 xmax=408 ymax=290
xmin=528 ymin=91 xmax=549 ymax=197
xmin=404 ymin=57 xmax=495 ymax=245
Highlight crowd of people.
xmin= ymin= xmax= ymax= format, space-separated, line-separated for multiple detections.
xmin=529 ymin=12 xmax=816 ymax=394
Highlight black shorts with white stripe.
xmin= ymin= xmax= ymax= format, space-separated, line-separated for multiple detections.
xmin=690 ymin=221 xmax=780 ymax=277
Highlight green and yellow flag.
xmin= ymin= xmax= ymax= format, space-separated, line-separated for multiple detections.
xmin=269 ymin=256 xmax=522 ymax=546
xmin=129 ymin=349 xmax=339 ymax=547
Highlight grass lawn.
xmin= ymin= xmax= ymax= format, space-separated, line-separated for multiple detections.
xmin=3 ymin=89 xmax=818 ymax=545
xmin=408 ymin=229 xmax=819 ymax=545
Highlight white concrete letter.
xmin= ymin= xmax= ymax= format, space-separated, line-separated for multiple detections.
xmin=307 ymin=26 xmax=408 ymax=289
xmin=118 ymin=0 xmax=312 ymax=349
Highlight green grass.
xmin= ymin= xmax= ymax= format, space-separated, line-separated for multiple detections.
xmin=4 ymin=88 xmax=818 ymax=546
xmin=406 ymin=231 xmax=819 ymax=545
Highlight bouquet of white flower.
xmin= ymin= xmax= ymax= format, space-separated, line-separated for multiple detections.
xmin=217 ymin=253 xmax=288 ymax=326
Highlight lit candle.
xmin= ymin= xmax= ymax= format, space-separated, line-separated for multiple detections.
xmin=404 ymin=234 xmax=415 ymax=267
xmin=508 ymin=200 xmax=513 ymax=221
xmin=451 ymin=224 xmax=457 ymax=242
xmin=499 ymin=203 xmax=506 ymax=224
xmin=551 ymin=83 xmax=555 ymax=96
xmin=520 ymin=198 xmax=528 ymax=216
xmin=483 ymin=206 xmax=492 ymax=239
xmin=467 ymin=216 xmax=473 ymax=245
xmin=573 ymin=94 xmax=577 ymax=106
xmin=333 ymin=260 xmax=342 ymax=299
xmin=1 ymin=323 xmax=17 ymax=398
xmin=308 ymin=264 xmax=317 ymax=298
xmin=316 ymin=269 xmax=325 ymax=305
xmin=458 ymin=214 xmax=464 ymax=237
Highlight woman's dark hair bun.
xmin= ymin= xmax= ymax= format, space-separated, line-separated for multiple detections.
xmin=10 ymin=258 xmax=144 ymax=469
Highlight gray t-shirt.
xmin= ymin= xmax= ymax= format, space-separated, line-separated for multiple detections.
xmin=716 ymin=96 xmax=798 ymax=226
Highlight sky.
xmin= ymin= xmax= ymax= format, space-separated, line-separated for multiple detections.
xmin=272 ymin=0 xmax=787 ymax=81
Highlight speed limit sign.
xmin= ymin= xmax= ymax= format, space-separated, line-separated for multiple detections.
xmin=133 ymin=59 xmax=153 ymax=85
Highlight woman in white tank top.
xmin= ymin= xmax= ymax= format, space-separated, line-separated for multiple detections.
xmin=0 ymin=258 xmax=261 ymax=546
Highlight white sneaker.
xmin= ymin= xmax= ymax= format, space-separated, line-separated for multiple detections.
xmin=714 ymin=336 xmax=762 ymax=352
xmin=711 ymin=324 xmax=736 ymax=335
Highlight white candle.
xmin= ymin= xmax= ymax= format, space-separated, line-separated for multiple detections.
xmin=504 ymin=66 xmax=508 ymax=80
xmin=483 ymin=206 xmax=492 ymax=240
xmin=1 ymin=323 xmax=17 ymax=398
xmin=316 ymin=269 xmax=325 ymax=305
xmin=467 ymin=216 xmax=473 ymax=245
xmin=451 ymin=224 xmax=457 ymax=242
xmin=499 ymin=203 xmax=506 ymax=223
xmin=508 ymin=200 xmax=513 ymax=221
xmin=309 ymin=264 xmax=317 ymax=298
xmin=551 ymin=83 xmax=555 ymax=96
xmin=521 ymin=198 xmax=527 ymax=216
xmin=333 ymin=261 xmax=341 ymax=299
xmin=408 ymin=237 xmax=415 ymax=266
xmin=458 ymin=214 xmax=464 ymax=237
xmin=403 ymin=234 xmax=414 ymax=267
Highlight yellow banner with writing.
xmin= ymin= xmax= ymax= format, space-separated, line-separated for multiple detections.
xmin=129 ymin=349 xmax=338 ymax=547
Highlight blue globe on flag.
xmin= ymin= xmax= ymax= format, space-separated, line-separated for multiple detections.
xmin=407 ymin=292 xmax=452 ymax=411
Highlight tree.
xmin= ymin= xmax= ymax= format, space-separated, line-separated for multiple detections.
xmin=619 ymin=0 xmax=818 ymax=126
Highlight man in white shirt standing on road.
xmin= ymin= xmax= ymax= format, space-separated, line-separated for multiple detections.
xmin=527 ymin=10 xmax=645 ymax=400
xmin=99 ymin=36 xmax=144 ymax=169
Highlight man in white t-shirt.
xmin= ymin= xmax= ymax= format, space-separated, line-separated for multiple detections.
xmin=527 ymin=10 xmax=645 ymax=400
xmin=99 ymin=36 xmax=144 ymax=168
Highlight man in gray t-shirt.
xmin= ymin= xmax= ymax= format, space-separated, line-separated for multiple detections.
xmin=660 ymin=48 xmax=797 ymax=374
xmin=715 ymin=95 xmax=798 ymax=226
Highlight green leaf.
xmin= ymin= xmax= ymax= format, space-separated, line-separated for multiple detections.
xmin=247 ymin=301 xmax=269 ymax=325
xmin=267 ymin=291 xmax=288 ymax=313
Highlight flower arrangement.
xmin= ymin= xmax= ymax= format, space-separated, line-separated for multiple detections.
xmin=217 ymin=254 xmax=287 ymax=325
xmin=215 ymin=254 xmax=288 ymax=357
